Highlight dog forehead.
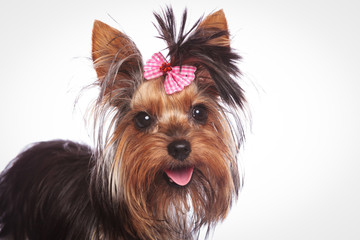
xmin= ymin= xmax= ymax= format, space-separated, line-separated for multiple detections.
xmin=131 ymin=78 xmax=197 ymax=113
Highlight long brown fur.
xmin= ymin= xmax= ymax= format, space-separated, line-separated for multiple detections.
xmin=110 ymin=79 xmax=239 ymax=239
xmin=89 ymin=8 xmax=245 ymax=239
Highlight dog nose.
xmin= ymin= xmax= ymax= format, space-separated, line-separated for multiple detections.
xmin=167 ymin=140 xmax=191 ymax=161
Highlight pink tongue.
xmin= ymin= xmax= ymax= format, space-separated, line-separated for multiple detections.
xmin=165 ymin=167 xmax=194 ymax=186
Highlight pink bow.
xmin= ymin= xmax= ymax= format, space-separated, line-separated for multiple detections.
xmin=144 ymin=52 xmax=197 ymax=94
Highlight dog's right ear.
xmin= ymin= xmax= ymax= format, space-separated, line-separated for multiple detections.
xmin=92 ymin=20 xmax=143 ymax=96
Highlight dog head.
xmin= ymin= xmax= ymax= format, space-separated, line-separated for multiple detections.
xmin=90 ymin=7 xmax=246 ymax=239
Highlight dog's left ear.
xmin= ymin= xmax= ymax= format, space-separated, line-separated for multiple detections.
xmin=92 ymin=20 xmax=143 ymax=97
xmin=198 ymin=9 xmax=230 ymax=47
xmin=193 ymin=10 xmax=245 ymax=108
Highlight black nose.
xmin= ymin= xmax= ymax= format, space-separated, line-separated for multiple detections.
xmin=167 ymin=140 xmax=191 ymax=161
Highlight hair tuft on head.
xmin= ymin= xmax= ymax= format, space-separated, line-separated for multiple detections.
xmin=153 ymin=7 xmax=246 ymax=109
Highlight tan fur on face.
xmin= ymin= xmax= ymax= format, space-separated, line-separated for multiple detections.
xmin=107 ymin=79 xmax=239 ymax=239
xmin=132 ymin=78 xmax=197 ymax=135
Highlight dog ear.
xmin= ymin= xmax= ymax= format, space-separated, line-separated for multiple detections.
xmin=194 ymin=10 xmax=245 ymax=107
xmin=194 ymin=10 xmax=230 ymax=97
xmin=197 ymin=9 xmax=230 ymax=47
xmin=92 ymin=20 xmax=143 ymax=97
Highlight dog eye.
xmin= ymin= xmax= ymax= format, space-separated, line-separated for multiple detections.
xmin=134 ymin=112 xmax=152 ymax=129
xmin=191 ymin=104 xmax=208 ymax=124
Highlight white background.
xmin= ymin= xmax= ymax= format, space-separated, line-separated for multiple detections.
xmin=1 ymin=0 xmax=360 ymax=239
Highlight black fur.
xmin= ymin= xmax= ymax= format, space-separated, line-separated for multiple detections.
xmin=0 ymin=140 xmax=95 ymax=239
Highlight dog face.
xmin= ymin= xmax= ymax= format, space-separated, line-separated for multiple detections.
xmin=90 ymin=8 xmax=245 ymax=239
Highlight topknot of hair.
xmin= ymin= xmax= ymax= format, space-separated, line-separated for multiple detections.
xmin=153 ymin=6 xmax=246 ymax=109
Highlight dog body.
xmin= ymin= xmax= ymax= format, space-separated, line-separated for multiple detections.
xmin=0 ymin=141 xmax=96 ymax=239
xmin=0 ymin=8 xmax=246 ymax=240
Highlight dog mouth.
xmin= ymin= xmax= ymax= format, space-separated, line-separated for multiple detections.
xmin=164 ymin=167 xmax=194 ymax=186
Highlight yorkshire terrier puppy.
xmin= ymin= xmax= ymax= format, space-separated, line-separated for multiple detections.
xmin=0 ymin=7 xmax=246 ymax=240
